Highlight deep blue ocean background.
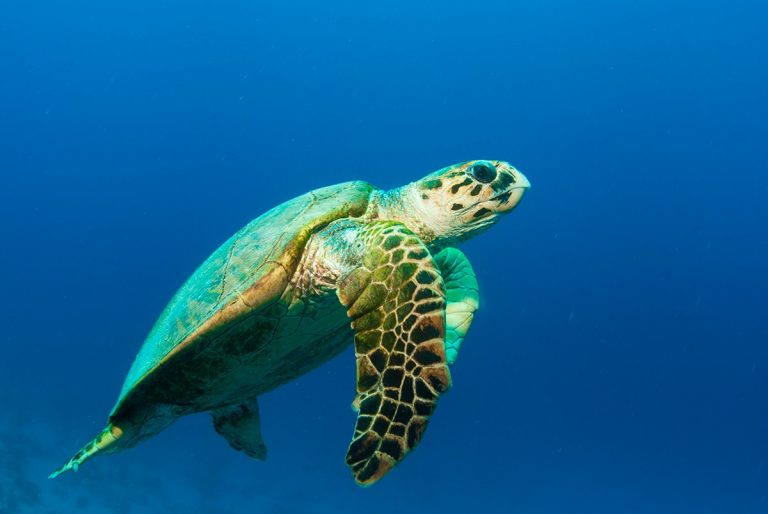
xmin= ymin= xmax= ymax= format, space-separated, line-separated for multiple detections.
xmin=2 ymin=1 xmax=767 ymax=512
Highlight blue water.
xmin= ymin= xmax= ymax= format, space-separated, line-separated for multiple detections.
xmin=2 ymin=0 xmax=767 ymax=512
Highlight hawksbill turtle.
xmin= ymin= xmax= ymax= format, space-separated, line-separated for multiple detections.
xmin=50 ymin=160 xmax=530 ymax=485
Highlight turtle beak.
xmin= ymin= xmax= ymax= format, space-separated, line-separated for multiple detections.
xmin=496 ymin=168 xmax=530 ymax=212
xmin=513 ymin=169 xmax=531 ymax=190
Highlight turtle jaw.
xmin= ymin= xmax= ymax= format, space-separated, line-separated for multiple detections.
xmin=490 ymin=169 xmax=530 ymax=214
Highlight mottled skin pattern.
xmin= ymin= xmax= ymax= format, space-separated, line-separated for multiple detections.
xmin=337 ymin=221 xmax=450 ymax=484
xmin=50 ymin=160 xmax=530 ymax=486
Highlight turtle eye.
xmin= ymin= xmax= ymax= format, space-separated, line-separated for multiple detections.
xmin=470 ymin=163 xmax=497 ymax=184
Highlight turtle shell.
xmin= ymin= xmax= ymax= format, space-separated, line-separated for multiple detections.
xmin=111 ymin=180 xmax=374 ymax=416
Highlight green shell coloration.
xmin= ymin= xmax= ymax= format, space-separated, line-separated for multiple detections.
xmin=112 ymin=181 xmax=374 ymax=417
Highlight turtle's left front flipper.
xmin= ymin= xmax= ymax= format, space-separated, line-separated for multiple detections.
xmin=337 ymin=222 xmax=451 ymax=486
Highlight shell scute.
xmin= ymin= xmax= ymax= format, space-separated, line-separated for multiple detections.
xmin=112 ymin=181 xmax=374 ymax=415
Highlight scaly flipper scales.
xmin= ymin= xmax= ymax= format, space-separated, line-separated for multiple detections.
xmin=433 ymin=248 xmax=479 ymax=365
xmin=337 ymin=222 xmax=451 ymax=486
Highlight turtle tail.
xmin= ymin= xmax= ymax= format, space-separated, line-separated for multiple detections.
xmin=49 ymin=424 xmax=124 ymax=479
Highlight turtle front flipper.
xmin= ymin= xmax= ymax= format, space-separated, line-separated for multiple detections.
xmin=433 ymin=248 xmax=480 ymax=366
xmin=211 ymin=398 xmax=267 ymax=460
xmin=337 ymin=222 xmax=451 ymax=486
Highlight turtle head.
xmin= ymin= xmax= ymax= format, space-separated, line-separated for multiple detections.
xmin=381 ymin=160 xmax=530 ymax=246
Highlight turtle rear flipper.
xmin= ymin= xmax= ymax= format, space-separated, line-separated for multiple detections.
xmin=50 ymin=405 xmax=177 ymax=478
xmin=211 ymin=398 xmax=267 ymax=460
xmin=49 ymin=424 xmax=125 ymax=478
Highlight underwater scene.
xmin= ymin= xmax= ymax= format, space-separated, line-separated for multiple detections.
xmin=1 ymin=0 xmax=767 ymax=512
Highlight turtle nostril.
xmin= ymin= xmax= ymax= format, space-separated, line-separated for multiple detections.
xmin=470 ymin=163 xmax=497 ymax=184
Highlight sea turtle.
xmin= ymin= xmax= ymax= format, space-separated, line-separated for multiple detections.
xmin=50 ymin=159 xmax=530 ymax=486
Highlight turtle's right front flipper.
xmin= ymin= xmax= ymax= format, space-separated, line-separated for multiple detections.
xmin=433 ymin=247 xmax=480 ymax=366
xmin=337 ymin=222 xmax=451 ymax=486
